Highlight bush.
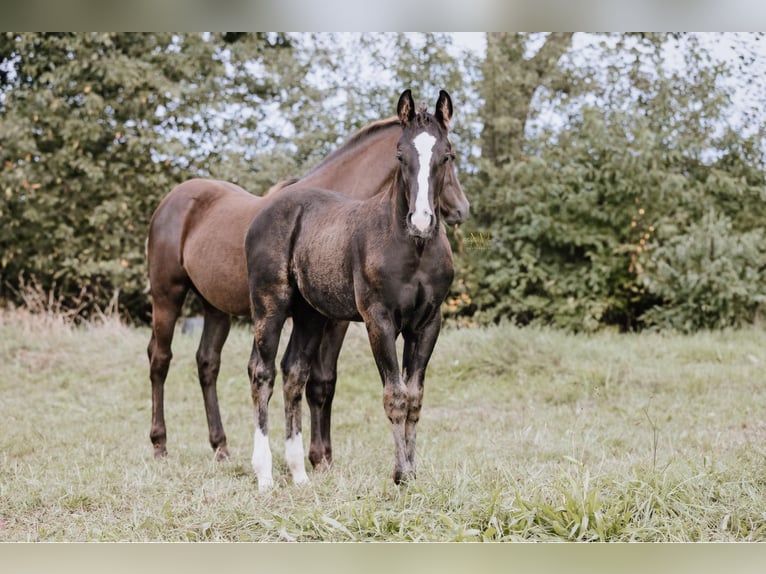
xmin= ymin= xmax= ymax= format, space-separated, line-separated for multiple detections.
xmin=640 ymin=211 xmax=766 ymax=332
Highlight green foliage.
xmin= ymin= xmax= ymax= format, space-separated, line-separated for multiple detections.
xmin=0 ymin=33 xmax=330 ymax=321
xmin=464 ymin=33 xmax=766 ymax=331
xmin=0 ymin=33 xmax=213 ymax=320
xmin=640 ymin=211 xmax=766 ymax=332
xmin=1 ymin=32 xmax=473 ymax=322
xmin=4 ymin=32 xmax=766 ymax=332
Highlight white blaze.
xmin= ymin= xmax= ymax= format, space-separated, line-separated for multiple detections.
xmin=412 ymin=132 xmax=436 ymax=232
xmin=252 ymin=427 xmax=274 ymax=492
xmin=285 ymin=432 xmax=309 ymax=485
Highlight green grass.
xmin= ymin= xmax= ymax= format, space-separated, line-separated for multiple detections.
xmin=1 ymin=309 xmax=766 ymax=541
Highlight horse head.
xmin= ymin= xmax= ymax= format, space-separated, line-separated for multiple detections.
xmin=441 ymin=147 xmax=470 ymax=226
xmin=396 ymin=89 xmax=458 ymax=239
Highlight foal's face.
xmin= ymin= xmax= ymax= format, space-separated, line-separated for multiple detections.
xmin=397 ymin=122 xmax=452 ymax=239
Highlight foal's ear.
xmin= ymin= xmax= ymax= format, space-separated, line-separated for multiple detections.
xmin=434 ymin=90 xmax=453 ymax=129
xmin=397 ymin=89 xmax=416 ymax=125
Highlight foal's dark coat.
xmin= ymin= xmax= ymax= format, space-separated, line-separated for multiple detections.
xmin=146 ymin=111 xmax=469 ymax=465
xmin=245 ymin=90 xmax=457 ymax=486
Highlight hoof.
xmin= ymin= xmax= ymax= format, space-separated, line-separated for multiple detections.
xmin=311 ymin=457 xmax=332 ymax=473
xmin=293 ymin=475 xmax=311 ymax=487
xmin=309 ymin=453 xmax=332 ymax=472
xmin=257 ymin=477 xmax=274 ymax=493
xmin=214 ymin=446 xmax=230 ymax=462
xmin=153 ymin=444 xmax=168 ymax=459
xmin=393 ymin=468 xmax=416 ymax=485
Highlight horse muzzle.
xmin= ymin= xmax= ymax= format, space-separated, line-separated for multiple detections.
xmin=407 ymin=211 xmax=436 ymax=238
xmin=442 ymin=202 xmax=470 ymax=226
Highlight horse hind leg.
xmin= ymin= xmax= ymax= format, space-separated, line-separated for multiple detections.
xmin=306 ymin=320 xmax=349 ymax=471
xmin=281 ymin=306 xmax=328 ymax=486
xmin=196 ymin=302 xmax=232 ymax=461
xmin=148 ymin=281 xmax=189 ymax=459
xmin=248 ymin=293 xmax=292 ymax=492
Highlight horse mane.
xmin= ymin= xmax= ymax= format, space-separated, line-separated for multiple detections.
xmin=265 ymin=177 xmax=299 ymax=196
xmin=302 ymin=116 xmax=401 ymax=176
xmin=412 ymin=103 xmax=441 ymax=131
xmin=293 ymin=107 xmax=442 ymax=182
xmin=344 ymin=116 xmax=401 ymax=148
xmin=265 ymin=116 xmax=405 ymax=194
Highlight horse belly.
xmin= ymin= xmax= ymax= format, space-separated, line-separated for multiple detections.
xmin=182 ymin=209 xmax=255 ymax=317
xmin=303 ymin=285 xmax=361 ymax=321
xmin=293 ymin=244 xmax=360 ymax=321
xmin=186 ymin=249 xmax=251 ymax=316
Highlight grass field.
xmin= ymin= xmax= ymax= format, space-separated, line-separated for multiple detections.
xmin=1 ymin=308 xmax=766 ymax=541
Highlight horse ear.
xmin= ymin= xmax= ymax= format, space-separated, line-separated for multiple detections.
xmin=397 ymin=89 xmax=416 ymax=125
xmin=434 ymin=90 xmax=453 ymax=129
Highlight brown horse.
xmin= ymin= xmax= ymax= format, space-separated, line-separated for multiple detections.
xmin=146 ymin=104 xmax=469 ymax=463
xmin=245 ymin=90 xmax=457 ymax=489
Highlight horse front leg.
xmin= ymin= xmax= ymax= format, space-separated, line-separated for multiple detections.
xmin=401 ymin=312 xmax=442 ymax=476
xmin=363 ymin=308 xmax=412 ymax=484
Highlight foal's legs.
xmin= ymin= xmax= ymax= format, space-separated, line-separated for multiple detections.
xmin=305 ymin=320 xmax=349 ymax=470
xmin=401 ymin=313 xmax=442 ymax=476
xmin=147 ymin=280 xmax=189 ymax=458
xmin=196 ymin=301 xmax=232 ymax=461
xmin=362 ymin=307 xmax=413 ymax=484
xmin=248 ymin=293 xmax=290 ymax=492
xmin=281 ymin=306 xmax=329 ymax=485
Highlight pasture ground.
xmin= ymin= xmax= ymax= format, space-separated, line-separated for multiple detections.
xmin=1 ymin=309 xmax=766 ymax=541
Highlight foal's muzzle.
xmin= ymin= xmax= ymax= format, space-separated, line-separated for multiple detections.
xmin=407 ymin=211 xmax=435 ymax=238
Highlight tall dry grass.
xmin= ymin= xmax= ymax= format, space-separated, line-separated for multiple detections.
xmin=1 ymin=273 xmax=123 ymax=335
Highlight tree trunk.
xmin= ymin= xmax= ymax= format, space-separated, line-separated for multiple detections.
xmin=480 ymin=32 xmax=574 ymax=166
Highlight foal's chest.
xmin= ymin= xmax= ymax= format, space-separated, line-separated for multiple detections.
xmin=376 ymin=242 xmax=454 ymax=328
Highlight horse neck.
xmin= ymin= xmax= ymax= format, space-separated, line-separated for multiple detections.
xmin=298 ymin=122 xmax=400 ymax=197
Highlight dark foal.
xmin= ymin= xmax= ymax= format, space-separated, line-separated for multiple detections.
xmin=146 ymin=112 xmax=469 ymax=464
xmin=245 ymin=90 xmax=457 ymax=489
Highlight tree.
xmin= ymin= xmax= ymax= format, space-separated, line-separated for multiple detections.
xmin=480 ymin=32 xmax=574 ymax=166
xmin=0 ymin=32 xmax=474 ymax=322
xmin=462 ymin=32 xmax=766 ymax=331
xmin=0 ymin=32 xmax=295 ymax=320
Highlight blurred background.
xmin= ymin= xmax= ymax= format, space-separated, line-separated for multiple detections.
xmin=2 ymin=32 xmax=766 ymax=332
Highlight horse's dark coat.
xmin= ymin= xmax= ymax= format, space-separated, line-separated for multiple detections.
xmin=245 ymin=90 xmax=458 ymax=486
